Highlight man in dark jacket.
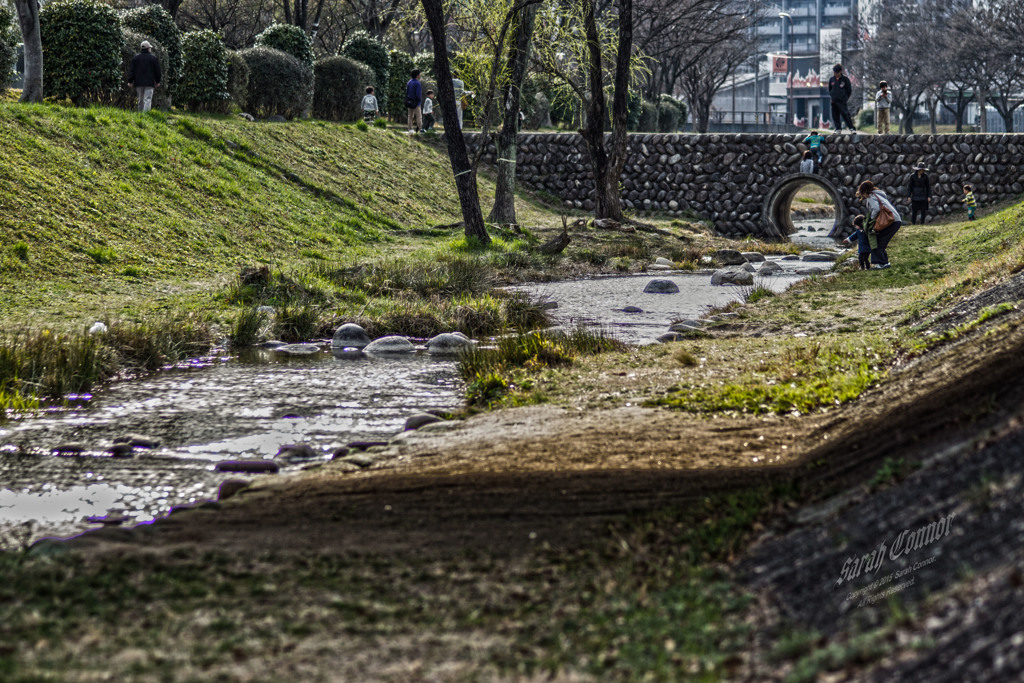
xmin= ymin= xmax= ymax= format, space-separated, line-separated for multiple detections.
xmin=828 ymin=64 xmax=856 ymax=133
xmin=127 ymin=40 xmax=161 ymax=113
xmin=907 ymin=162 xmax=931 ymax=224
xmin=405 ymin=69 xmax=422 ymax=133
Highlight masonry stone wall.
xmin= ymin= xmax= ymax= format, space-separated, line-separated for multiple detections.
xmin=464 ymin=132 xmax=1024 ymax=238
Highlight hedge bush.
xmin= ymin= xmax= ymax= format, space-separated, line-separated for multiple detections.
xmin=313 ymin=55 xmax=373 ymax=122
xmin=0 ymin=4 xmax=18 ymax=94
xmin=638 ymin=100 xmax=659 ymax=132
xmin=340 ymin=31 xmax=390 ymax=113
xmin=40 ymin=0 xmax=122 ymax=104
xmin=413 ymin=52 xmax=434 ymax=80
xmin=240 ymin=46 xmax=313 ymax=119
xmin=115 ymin=30 xmax=170 ymax=109
xmin=225 ymin=50 xmax=249 ymax=111
xmin=255 ymin=23 xmax=313 ymax=71
xmin=387 ymin=50 xmax=414 ymax=122
xmin=658 ymin=94 xmax=685 ymax=132
xmin=121 ymin=5 xmax=181 ymax=94
xmin=177 ymin=29 xmax=229 ymax=112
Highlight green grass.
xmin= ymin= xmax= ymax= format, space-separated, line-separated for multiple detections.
xmin=458 ymin=328 xmax=628 ymax=406
xmin=650 ymin=336 xmax=887 ymax=416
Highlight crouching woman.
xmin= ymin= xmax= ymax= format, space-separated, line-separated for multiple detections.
xmin=857 ymin=180 xmax=902 ymax=269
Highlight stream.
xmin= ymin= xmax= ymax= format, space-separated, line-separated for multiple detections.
xmin=0 ymin=221 xmax=842 ymax=548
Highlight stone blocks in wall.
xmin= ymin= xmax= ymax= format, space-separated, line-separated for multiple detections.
xmin=458 ymin=131 xmax=1024 ymax=239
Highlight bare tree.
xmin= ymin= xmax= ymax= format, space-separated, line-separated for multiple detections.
xmin=676 ymin=28 xmax=753 ymax=132
xmin=177 ymin=0 xmax=272 ymax=49
xmin=12 ymin=0 xmax=42 ymax=102
xmin=863 ymin=0 xmax=943 ymax=134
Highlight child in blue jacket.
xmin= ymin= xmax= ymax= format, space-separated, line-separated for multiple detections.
xmin=843 ymin=215 xmax=871 ymax=270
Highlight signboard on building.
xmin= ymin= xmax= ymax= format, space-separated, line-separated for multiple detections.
xmin=772 ymin=54 xmax=788 ymax=74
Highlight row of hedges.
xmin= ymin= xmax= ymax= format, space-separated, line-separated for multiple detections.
xmin=0 ymin=4 xmax=19 ymax=96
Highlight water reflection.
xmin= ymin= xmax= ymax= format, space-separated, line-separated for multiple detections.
xmin=0 ymin=348 xmax=463 ymax=546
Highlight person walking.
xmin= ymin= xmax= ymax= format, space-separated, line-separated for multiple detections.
xmin=907 ymin=162 xmax=931 ymax=224
xmin=857 ymin=180 xmax=902 ymax=269
xmin=127 ymin=40 xmax=161 ymax=113
xmin=828 ymin=64 xmax=856 ymax=134
xmin=421 ymin=89 xmax=435 ymax=131
xmin=875 ymin=81 xmax=892 ymax=134
xmin=361 ymin=86 xmax=378 ymax=122
xmin=451 ymin=76 xmax=474 ymax=130
xmin=963 ymin=184 xmax=978 ymax=220
xmin=405 ymin=69 xmax=423 ymax=133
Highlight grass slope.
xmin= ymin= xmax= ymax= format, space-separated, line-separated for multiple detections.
xmin=0 ymin=106 xmax=466 ymax=278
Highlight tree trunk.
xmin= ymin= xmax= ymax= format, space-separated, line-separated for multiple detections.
xmin=421 ymin=0 xmax=490 ymax=245
xmin=579 ymin=0 xmax=611 ymax=219
xmin=603 ymin=0 xmax=631 ymax=220
xmin=579 ymin=0 xmax=631 ymax=221
xmin=978 ymin=87 xmax=987 ymax=132
xmin=13 ymin=0 xmax=43 ymax=103
xmin=488 ymin=3 xmax=538 ymax=226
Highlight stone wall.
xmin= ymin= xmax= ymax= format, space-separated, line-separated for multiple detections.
xmin=463 ymin=132 xmax=1024 ymax=238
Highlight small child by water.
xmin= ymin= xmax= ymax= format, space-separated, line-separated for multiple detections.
xmin=843 ymin=214 xmax=871 ymax=270
xmin=361 ymin=86 xmax=378 ymax=123
xmin=963 ymin=184 xmax=978 ymax=220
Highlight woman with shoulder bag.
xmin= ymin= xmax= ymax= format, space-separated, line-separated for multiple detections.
xmin=856 ymin=180 xmax=902 ymax=269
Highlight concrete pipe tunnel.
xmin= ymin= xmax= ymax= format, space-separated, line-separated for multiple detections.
xmin=762 ymin=173 xmax=847 ymax=240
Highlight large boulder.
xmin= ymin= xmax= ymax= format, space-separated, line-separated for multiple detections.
xmin=759 ymin=261 xmax=784 ymax=274
xmin=801 ymin=252 xmax=839 ymax=262
xmin=715 ymin=249 xmax=747 ymax=265
xmin=331 ymin=323 xmax=371 ymax=348
xmin=643 ymin=279 xmax=680 ymax=294
xmin=741 ymin=252 xmax=766 ymax=263
xmin=364 ymin=335 xmax=415 ymax=354
xmin=711 ymin=268 xmax=755 ymax=286
xmin=427 ymin=332 xmax=476 ymax=355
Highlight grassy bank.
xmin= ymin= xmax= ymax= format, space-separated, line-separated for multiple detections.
xmin=0 ymin=102 xmax=726 ymax=410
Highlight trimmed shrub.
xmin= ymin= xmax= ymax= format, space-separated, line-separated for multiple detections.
xmin=340 ymin=31 xmax=390 ymax=114
xmin=225 ymin=50 xmax=249 ymax=111
xmin=177 ymin=29 xmax=229 ymax=112
xmin=40 ymin=0 xmax=122 ymax=105
xmin=387 ymin=49 xmax=414 ymax=122
xmin=255 ymin=23 xmax=313 ymax=71
xmin=659 ymin=94 xmax=685 ymax=131
xmin=240 ymin=46 xmax=313 ymax=119
xmin=413 ymin=52 xmax=434 ymax=80
xmin=121 ymin=5 xmax=181 ymax=95
xmin=638 ymin=100 xmax=659 ymax=132
xmin=0 ymin=4 xmax=18 ymax=93
xmin=116 ymin=30 xmax=170 ymax=110
xmin=657 ymin=96 xmax=682 ymax=132
xmin=626 ymin=90 xmax=642 ymax=130
xmin=313 ymin=55 xmax=373 ymax=122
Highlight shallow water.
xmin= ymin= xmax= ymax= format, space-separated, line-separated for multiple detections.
xmin=0 ymin=348 xmax=462 ymax=546
xmin=1 ymin=226 xmax=844 ymax=547
xmin=519 ymin=254 xmax=834 ymax=345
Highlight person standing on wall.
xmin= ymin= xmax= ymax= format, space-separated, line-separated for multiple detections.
xmin=405 ymin=70 xmax=423 ymax=134
xmin=127 ymin=40 xmax=161 ymax=113
xmin=875 ymin=81 xmax=892 ymax=134
xmin=907 ymin=162 xmax=931 ymax=224
xmin=828 ymin=64 xmax=856 ymax=134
